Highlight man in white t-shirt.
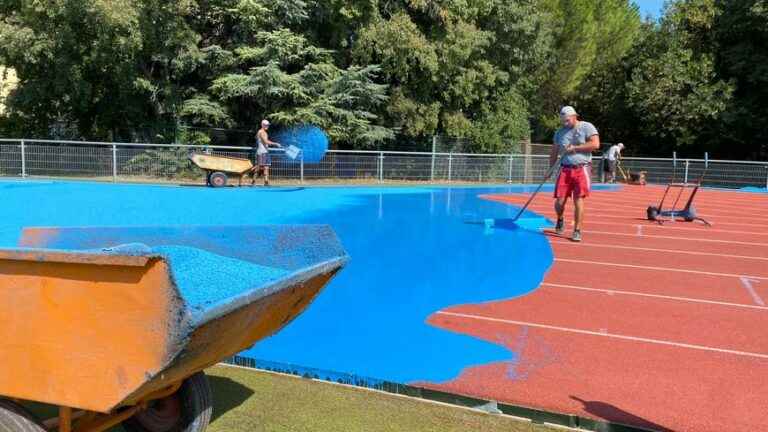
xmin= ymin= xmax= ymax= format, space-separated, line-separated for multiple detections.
xmin=252 ymin=119 xmax=281 ymax=186
xmin=603 ymin=143 xmax=624 ymax=183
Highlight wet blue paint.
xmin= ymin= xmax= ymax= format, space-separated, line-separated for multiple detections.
xmin=0 ymin=179 xmax=611 ymax=383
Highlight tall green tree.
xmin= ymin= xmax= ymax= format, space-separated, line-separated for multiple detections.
xmin=622 ymin=0 xmax=732 ymax=155
xmin=350 ymin=0 xmax=542 ymax=152
xmin=195 ymin=0 xmax=393 ymax=148
xmin=714 ymin=0 xmax=768 ymax=158
xmin=0 ymin=0 xmax=393 ymax=147
xmin=0 ymin=0 xmax=146 ymax=139
xmin=534 ymin=0 xmax=641 ymax=140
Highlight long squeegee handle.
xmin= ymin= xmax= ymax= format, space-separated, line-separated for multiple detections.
xmin=512 ymin=158 xmax=562 ymax=223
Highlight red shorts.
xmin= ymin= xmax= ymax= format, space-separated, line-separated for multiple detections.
xmin=554 ymin=165 xmax=591 ymax=199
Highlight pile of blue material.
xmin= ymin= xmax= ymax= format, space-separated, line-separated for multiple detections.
xmin=17 ymin=225 xmax=349 ymax=324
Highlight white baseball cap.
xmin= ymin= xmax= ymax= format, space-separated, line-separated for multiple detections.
xmin=261 ymin=119 xmax=270 ymax=127
xmin=559 ymin=106 xmax=578 ymax=118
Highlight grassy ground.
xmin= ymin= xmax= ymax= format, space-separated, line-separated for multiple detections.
xmin=204 ymin=365 xmax=561 ymax=432
xmin=24 ymin=365 xmax=564 ymax=432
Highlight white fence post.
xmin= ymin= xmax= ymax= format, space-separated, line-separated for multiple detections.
xmin=378 ymin=151 xmax=384 ymax=183
xmin=507 ymin=155 xmax=514 ymax=183
xmin=684 ymin=159 xmax=690 ymax=183
xmin=430 ymin=136 xmax=436 ymax=182
xmin=672 ymin=151 xmax=677 ymax=182
xmin=20 ymin=139 xmax=26 ymax=177
xmin=112 ymin=144 xmax=117 ymax=182
xmin=448 ymin=153 xmax=453 ymax=182
xmin=300 ymin=152 xmax=305 ymax=184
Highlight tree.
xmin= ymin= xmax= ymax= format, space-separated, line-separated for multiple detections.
xmin=714 ymin=0 xmax=768 ymax=158
xmin=350 ymin=1 xmax=536 ymax=152
xmin=0 ymin=0 xmax=393 ymax=147
xmin=199 ymin=1 xmax=394 ymax=148
xmin=627 ymin=45 xmax=732 ymax=151
xmin=533 ymin=0 xmax=641 ymax=141
xmin=618 ymin=0 xmax=733 ymax=155
xmin=0 ymin=0 xmax=146 ymax=139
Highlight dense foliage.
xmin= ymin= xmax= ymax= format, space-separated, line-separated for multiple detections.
xmin=0 ymin=0 xmax=766 ymax=158
xmin=574 ymin=0 xmax=767 ymax=158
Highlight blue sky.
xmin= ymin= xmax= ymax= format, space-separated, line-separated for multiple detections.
xmin=634 ymin=0 xmax=666 ymax=17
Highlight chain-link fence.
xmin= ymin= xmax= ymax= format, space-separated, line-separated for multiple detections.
xmin=1 ymin=138 xmax=766 ymax=189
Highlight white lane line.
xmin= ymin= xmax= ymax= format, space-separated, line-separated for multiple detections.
xmin=581 ymin=220 xmax=768 ymax=237
xmin=577 ymin=190 xmax=768 ymax=205
xmin=549 ymin=240 xmax=768 ymax=262
xmin=523 ymin=203 xmax=768 ymax=223
xmin=554 ymin=258 xmax=768 ymax=280
xmin=636 ymin=225 xmax=643 ymax=237
xmin=579 ymin=230 xmax=768 ymax=247
xmin=581 ymin=195 xmax=768 ymax=211
xmin=532 ymin=211 xmax=768 ymax=229
xmin=740 ymin=277 xmax=765 ymax=306
xmin=541 ymin=282 xmax=768 ymax=311
xmin=435 ymin=311 xmax=768 ymax=360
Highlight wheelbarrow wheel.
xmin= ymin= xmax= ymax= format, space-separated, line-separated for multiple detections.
xmin=123 ymin=372 xmax=213 ymax=432
xmin=0 ymin=398 xmax=46 ymax=432
xmin=209 ymin=172 xmax=227 ymax=188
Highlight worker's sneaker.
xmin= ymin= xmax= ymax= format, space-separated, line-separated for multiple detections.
xmin=571 ymin=230 xmax=582 ymax=242
xmin=555 ymin=218 xmax=565 ymax=235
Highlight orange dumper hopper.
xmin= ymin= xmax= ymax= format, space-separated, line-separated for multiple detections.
xmin=0 ymin=225 xmax=348 ymax=432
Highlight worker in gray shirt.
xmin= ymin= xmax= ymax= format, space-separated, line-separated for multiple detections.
xmin=548 ymin=106 xmax=601 ymax=242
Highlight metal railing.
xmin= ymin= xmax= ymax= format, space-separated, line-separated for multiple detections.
xmin=1 ymin=138 xmax=767 ymax=189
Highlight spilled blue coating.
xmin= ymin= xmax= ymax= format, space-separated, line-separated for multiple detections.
xmin=271 ymin=124 xmax=329 ymax=163
xmin=477 ymin=216 xmax=554 ymax=232
xmin=0 ymin=179 xmax=622 ymax=383
xmin=740 ymin=186 xmax=768 ymax=194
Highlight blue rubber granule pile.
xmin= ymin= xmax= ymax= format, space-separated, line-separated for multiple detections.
xmin=152 ymin=245 xmax=290 ymax=319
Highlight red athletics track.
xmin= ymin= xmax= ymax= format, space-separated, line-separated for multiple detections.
xmin=426 ymin=185 xmax=768 ymax=432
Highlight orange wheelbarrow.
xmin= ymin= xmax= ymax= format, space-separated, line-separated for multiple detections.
xmin=189 ymin=153 xmax=254 ymax=187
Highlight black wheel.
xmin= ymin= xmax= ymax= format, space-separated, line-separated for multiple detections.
xmin=209 ymin=172 xmax=227 ymax=188
xmin=0 ymin=399 xmax=46 ymax=432
xmin=205 ymin=172 xmax=213 ymax=186
xmin=123 ymin=372 xmax=213 ymax=432
xmin=646 ymin=206 xmax=659 ymax=221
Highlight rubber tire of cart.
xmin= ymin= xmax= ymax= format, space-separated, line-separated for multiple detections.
xmin=205 ymin=171 xmax=213 ymax=186
xmin=646 ymin=206 xmax=659 ymax=221
xmin=122 ymin=372 xmax=213 ymax=432
xmin=0 ymin=398 xmax=46 ymax=432
xmin=209 ymin=172 xmax=228 ymax=188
